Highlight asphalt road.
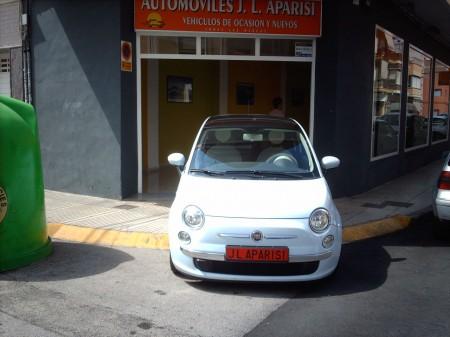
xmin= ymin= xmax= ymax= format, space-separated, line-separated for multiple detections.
xmin=1 ymin=213 xmax=449 ymax=337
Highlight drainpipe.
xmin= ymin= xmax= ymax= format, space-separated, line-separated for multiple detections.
xmin=21 ymin=0 xmax=32 ymax=104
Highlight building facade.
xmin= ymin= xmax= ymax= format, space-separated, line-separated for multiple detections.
xmin=20 ymin=0 xmax=450 ymax=199
xmin=0 ymin=0 xmax=31 ymax=101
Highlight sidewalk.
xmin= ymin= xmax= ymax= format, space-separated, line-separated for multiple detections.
xmin=335 ymin=159 xmax=441 ymax=226
xmin=45 ymin=159 xmax=443 ymax=246
xmin=45 ymin=190 xmax=171 ymax=233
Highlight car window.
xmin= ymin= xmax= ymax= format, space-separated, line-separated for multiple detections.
xmin=378 ymin=122 xmax=390 ymax=135
xmin=189 ymin=126 xmax=319 ymax=179
xmin=433 ymin=117 xmax=447 ymax=126
xmin=383 ymin=114 xmax=399 ymax=125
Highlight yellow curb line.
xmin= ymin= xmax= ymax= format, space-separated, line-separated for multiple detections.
xmin=342 ymin=215 xmax=412 ymax=243
xmin=47 ymin=223 xmax=169 ymax=250
xmin=48 ymin=215 xmax=412 ymax=250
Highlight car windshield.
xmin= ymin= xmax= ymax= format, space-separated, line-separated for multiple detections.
xmin=189 ymin=126 xmax=319 ymax=179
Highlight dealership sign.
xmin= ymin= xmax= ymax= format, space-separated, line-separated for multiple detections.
xmin=134 ymin=0 xmax=322 ymax=36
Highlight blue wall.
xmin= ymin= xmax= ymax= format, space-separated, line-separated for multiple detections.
xmin=31 ymin=0 xmax=137 ymax=198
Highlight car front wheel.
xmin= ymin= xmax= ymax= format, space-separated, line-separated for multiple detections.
xmin=433 ymin=218 xmax=450 ymax=240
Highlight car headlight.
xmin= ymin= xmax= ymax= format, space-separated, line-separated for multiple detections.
xmin=309 ymin=208 xmax=330 ymax=233
xmin=182 ymin=205 xmax=204 ymax=229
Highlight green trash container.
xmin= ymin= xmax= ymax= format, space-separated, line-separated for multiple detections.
xmin=0 ymin=96 xmax=52 ymax=272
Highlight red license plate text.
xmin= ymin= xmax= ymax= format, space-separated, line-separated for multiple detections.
xmin=225 ymin=246 xmax=289 ymax=262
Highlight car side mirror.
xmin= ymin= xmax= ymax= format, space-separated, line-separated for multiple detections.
xmin=168 ymin=153 xmax=185 ymax=174
xmin=321 ymin=156 xmax=340 ymax=171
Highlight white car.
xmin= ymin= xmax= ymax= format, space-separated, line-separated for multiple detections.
xmin=432 ymin=115 xmax=449 ymax=141
xmin=432 ymin=152 xmax=450 ymax=237
xmin=167 ymin=115 xmax=342 ymax=282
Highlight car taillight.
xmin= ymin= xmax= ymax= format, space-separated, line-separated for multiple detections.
xmin=438 ymin=171 xmax=450 ymax=190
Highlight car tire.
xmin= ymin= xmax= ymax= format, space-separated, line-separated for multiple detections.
xmin=432 ymin=218 xmax=450 ymax=240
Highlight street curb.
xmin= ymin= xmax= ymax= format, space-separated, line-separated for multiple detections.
xmin=47 ymin=223 xmax=169 ymax=250
xmin=48 ymin=214 xmax=412 ymax=250
xmin=342 ymin=215 xmax=412 ymax=243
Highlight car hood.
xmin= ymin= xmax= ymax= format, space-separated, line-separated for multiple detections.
xmin=174 ymin=175 xmax=332 ymax=219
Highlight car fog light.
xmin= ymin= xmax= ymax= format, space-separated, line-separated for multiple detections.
xmin=322 ymin=235 xmax=334 ymax=248
xmin=178 ymin=231 xmax=191 ymax=244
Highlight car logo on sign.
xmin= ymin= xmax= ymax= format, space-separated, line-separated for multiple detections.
xmin=251 ymin=230 xmax=263 ymax=241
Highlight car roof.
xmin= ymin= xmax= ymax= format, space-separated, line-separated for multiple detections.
xmin=204 ymin=114 xmax=301 ymax=130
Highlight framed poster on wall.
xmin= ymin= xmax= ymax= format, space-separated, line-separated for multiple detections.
xmin=167 ymin=76 xmax=193 ymax=103
xmin=236 ymin=83 xmax=254 ymax=105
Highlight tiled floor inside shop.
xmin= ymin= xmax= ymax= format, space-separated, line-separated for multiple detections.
xmin=142 ymin=166 xmax=179 ymax=199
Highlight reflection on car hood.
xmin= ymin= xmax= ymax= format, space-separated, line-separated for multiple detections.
xmin=174 ymin=175 xmax=332 ymax=219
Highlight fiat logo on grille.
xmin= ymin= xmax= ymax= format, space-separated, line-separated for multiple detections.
xmin=251 ymin=230 xmax=263 ymax=241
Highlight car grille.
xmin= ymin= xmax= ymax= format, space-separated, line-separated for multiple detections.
xmin=193 ymin=259 xmax=319 ymax=276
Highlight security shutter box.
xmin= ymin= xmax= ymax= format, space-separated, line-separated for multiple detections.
xmin=0 ymin=0 xmax=21 ymax=49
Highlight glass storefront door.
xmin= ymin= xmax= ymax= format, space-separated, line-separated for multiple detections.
xmin=137 ymin=35 xmax=315 ymax=195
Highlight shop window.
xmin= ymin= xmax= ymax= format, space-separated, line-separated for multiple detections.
xmin=380 ymin=60 xmax=389 ymax=79
xmin=201 ymin=38 xmax=254 ymax=56
xmin=408 ymin=75 xmax=422 ymax=89
xmin=388 ymin=70 xmax=402 ymax=85
xmin=260 ymin=39 xmax=312 ymax=57
xmin=140 ymin=35 xmax=313 ymax=60
xmin=432 ymin=60 xmax=450 ymax=143
xmin=371 ymin=27 xmax=404 ymax=158
xmin=140 ymin=36 xmax=196 ymax=54
xmin=405 ymin=46 xmax=432 ymax=150
xmin=0 ymin=55 xmax=10 ymax=72
xmin=0 ymin=49 xmax=11 ymax=97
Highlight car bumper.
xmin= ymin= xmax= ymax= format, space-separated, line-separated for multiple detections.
xmin=180 ymin=246 xmax=333 ymax=262
xmin=169 ymin=216 xmax=342 ymax=282
xmin=433 ymin=198 xmax=450 ymax=221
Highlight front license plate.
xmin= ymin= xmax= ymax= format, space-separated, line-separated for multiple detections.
xmin=226 ymin=246 xmax=289 ymax=262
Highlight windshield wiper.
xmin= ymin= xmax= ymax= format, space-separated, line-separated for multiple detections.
xmin=224 ymin=170 xmax=306 ymax=179
xmin=189 ymin=169 xmax=225 ymax=176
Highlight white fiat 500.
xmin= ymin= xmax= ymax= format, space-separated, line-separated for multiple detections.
xmin=432 ymin=152 xmax=450 ymax=237
xmin=168 ymin=115 xmax=342 ymax=282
